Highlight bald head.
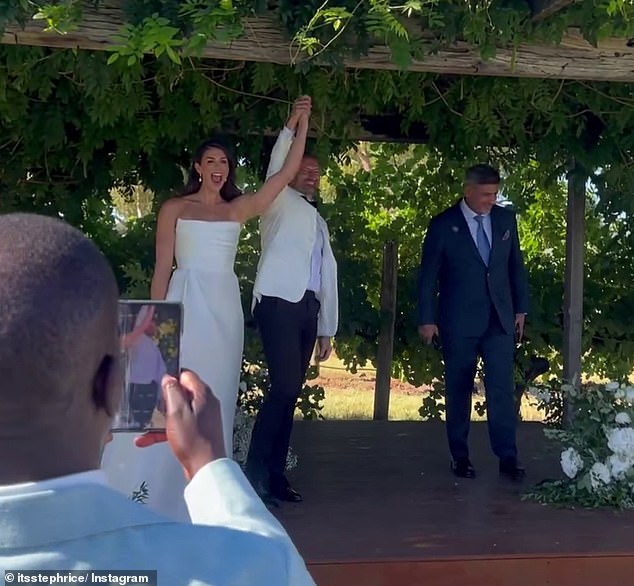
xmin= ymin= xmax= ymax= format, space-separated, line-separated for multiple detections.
xmin=0 ymin=213 xmax=121 ymax=482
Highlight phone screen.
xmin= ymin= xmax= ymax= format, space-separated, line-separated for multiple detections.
xmin=112 ymin=300 xmax=183 ymax=432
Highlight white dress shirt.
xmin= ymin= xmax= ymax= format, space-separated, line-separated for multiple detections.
xmin=460 ymin=198 xmax=492 ymax=247
xmin=128 ymin=335 xmax=167 ymax=384
xmin=252 ymin=126 xmax=338 ymax=338
xmin=0 ymin=458 xmax=316 ymax=585
xmin=0 ymin=469 xmax=107 ymax=496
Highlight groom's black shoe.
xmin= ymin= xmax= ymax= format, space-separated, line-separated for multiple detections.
xmin=270 ymin=476 xmax=303 ymax=503
xmin=451 ymin=458 xmax=476 ymax=479
xmin=253 ymin=483 xmax=280 ymax=508
xmin=271 ymin=485 xmax=303 ymax=503
xmin=246 ymin=473 xmax=280 ymax=508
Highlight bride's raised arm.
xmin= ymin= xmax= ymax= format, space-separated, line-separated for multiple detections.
xmin=230 ymin=96 xmax=311 ymax=223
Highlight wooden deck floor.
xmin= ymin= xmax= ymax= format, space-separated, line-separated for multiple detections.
xmin=272 ymin=421 xmax=634 ymax=585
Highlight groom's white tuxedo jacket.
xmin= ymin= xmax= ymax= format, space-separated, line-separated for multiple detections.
xmin=0 ymin=459 xmax=315 ymax=586
xmin=252 ymin=127 xmax=338 ymax=338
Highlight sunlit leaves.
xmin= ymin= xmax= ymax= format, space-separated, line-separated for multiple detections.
xmin=291 ymin=5 xmax=356 ymax=63
xmin=178 ymin=0 xmax=244 ymax=54
xmin=366 ymin=0 xmax=409 ymax=41
xmin=107 ymin=14 xmax=184 ymax=66
xmin=32 ymin=0 xmax=82 ymax=34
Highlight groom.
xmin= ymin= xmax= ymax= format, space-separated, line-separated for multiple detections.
xmin=246 ymin=98 xmax=338 ymax=505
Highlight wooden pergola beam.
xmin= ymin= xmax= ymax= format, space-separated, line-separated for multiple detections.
xmin=3 ymin=1 xmax=634 ymax=82
xmin=529 ymin=0 xmax=579 ymax=21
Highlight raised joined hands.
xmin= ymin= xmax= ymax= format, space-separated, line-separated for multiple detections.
xmin=287 ymin=95 xmax=312 ymax=131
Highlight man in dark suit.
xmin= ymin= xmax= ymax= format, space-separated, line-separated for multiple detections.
xmin=417 ymin=164 xmax=529 ymax=482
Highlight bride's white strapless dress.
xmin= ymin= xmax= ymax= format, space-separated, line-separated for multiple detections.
xmin=101 ymin=219 xmax=244 ymax=522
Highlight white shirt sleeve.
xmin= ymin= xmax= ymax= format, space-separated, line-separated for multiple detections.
xmin=266 ymin=126 xmax=295 ymax=179
xmin=184 ymin=458 xmax=316 ymax=585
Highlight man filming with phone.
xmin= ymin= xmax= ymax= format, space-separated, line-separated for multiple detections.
xmin=417 ymin=164 xmax=529 ymax=483
xmin=0 ymin=213 xmax=315 ymax=585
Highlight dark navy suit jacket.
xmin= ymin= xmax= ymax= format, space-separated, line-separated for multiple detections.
xmin=418 ymin=201 xmax=529 ymax=339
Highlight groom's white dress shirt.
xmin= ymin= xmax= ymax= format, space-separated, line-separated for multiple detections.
xmin=128 ymin=334 xmax=167 ymax=385
xmin=0 ymin=458 xmax=316 ymax=585
xmin=252 ymin=126 xmax=338 ymax=338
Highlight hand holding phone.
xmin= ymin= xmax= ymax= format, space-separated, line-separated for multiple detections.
xmin=112 ymin=300 xmax=183 ymax=433
xmin=135 ymin=370 xmax=227 ymax=482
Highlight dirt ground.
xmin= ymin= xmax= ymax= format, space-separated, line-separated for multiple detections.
xmin=313 ymin=359 xmax=426 ymax=396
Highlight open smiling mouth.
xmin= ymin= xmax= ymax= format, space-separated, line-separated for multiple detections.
xmin=211 ymin=173 xmax=224 ymax=184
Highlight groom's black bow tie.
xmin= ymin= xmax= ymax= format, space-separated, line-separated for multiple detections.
xmin=302 ymin=196 xmax=318 ymax=209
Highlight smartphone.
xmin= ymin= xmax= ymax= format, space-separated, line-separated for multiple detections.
xmin=112 ymin=300 xmax=183 ymax=433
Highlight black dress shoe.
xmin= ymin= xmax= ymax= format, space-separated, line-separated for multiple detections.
xmin=250 ymin=480 xmax=280 ymax=508
xmin=499 ymin=459 xmax=526 ymax=482
xmin=258 ymin=491 xmax=280 ymax=508
xmin=451 ymin=459 xmax=476 ymax=479
xmin=271 ymin=486 xmax=303 ymax=503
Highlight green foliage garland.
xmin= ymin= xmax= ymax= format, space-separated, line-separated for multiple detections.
xmin=4 ymin=1 xmax=634 ymax=70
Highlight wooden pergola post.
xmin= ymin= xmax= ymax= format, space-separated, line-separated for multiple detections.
xmin=373 ymin=241 xmax=398 ymax=421
xmin=562 ymin=159 xmax=587 ymax=424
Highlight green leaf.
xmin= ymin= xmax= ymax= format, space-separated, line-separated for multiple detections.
xmin=165 ymin=46 xmax=181 ymax=64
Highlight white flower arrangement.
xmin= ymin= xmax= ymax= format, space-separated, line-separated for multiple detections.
xmin=525 ymin=380 xmax=634 ymax=508
xmin=615 ymin=412 xmax=632 ymax=425
xmin=560 ymin=447 xmax=584 ymax=479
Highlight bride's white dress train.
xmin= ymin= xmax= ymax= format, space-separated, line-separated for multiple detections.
xmin=101 ymin=219 xmax=244 ymax=522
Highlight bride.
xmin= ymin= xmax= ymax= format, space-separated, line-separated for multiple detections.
xmin=101 ymin=96 xmax=311 ymax=522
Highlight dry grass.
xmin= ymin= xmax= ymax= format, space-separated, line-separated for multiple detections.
xmin=310 ymin=354 xmax=544 ymax=422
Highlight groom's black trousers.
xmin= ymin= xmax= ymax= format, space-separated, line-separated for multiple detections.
xmin=246 ymin=291 xmax=319 ymax=490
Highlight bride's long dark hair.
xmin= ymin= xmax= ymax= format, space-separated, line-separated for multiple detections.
xmin=180 ymin=138 xmax=242 ymax=202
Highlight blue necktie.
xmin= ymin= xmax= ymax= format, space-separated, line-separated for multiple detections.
xmin=474 ymin=215 xmax=490 ymax=266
